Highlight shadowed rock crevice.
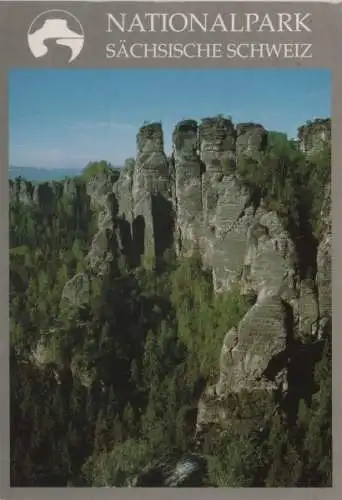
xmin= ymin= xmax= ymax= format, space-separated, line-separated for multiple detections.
xmin=132 ymin=215 xmax=146 ymax=266
xmin=285 ymin=207 xmax=318 ymax=282
xmin=151 ymin=193 xmax=175 ymax=260
xmin=9 ymin=116 xmax=331 ymax=487
xmin=285 ymin=339 xmax=326 ymax=424
xmin=131 ymin=122 xmax=173 ymax=265
xmin=261 ymin=299 xmax=295 ymax=382
xmin=173 ymin=119 xmax=203 ymax=255
xmin=117 ymin=215 xmax=133 ymax=256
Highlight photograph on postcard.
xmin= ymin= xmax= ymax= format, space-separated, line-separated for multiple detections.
xmin=8 ymin=67 xmax=332 ymax=488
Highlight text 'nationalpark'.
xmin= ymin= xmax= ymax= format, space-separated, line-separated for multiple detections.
xmin=105 ymin=12 xmax=312 ymax=33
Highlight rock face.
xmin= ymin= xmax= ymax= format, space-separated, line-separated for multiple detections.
xmin=242 ymin=208 xmax=297 ymax=299
xmin=61 ymin=273 xmax=90 ymax=308
xmin=216 ymin=295 xmax=290 ymax=396
xmin=316 ymin=184 xmax=332 ymax=337
xmin=236 ymin=123 xmax=267 ymax=158
xmin=113 ymin=158 xmax=136 ymax=265
xmin=83 ymin=171 xmax=118 ymax=275
xmin=131 ymin=123 xmax=174 ymax=265
xmin=12 ymin=116 xmax=331 ymax=418
xmin=170 ymin=117 xmax=271 ymax=293
xmin=196 ymin=294 xmax=291 ymax=433
xmin=9 ymin=178 xmax=35 ymax=205
xmin=204 ymin=175 xmax=253 ymax=292
xmin=173 ymin=120 xmax=203 ymax=254
xmin=298 ymin=118 xmax=331 ymax=155
xmin=200 ymin=117 xmax=236 ymax=174
xmin=129 ymin=454 xmax=209 ymax=487
xmin=199 ymin=118 xmax=245 ymax=290
xmin=200 ymin=117 xmax=236 ymax=249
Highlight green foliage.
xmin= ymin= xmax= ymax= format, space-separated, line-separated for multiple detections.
xmin=81 ymin=161 xmax=120 ymax=182
xmin=82 ymin=438 xmax=154 ymax=486
xmin=207 ymin=432 xmax=265 ymax=487
xmin=10 ymin=125 xmax=332 ymax=488
xmin=171 ymin=256 xmax=249 ymax=379
xmin=236 ymin=129 xmax=331 ymax=281
xmin=300 ymin=337 xmax=332 ymax=485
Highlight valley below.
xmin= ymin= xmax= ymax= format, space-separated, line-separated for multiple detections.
xmin=10 ymin=116 xmax=332 ymax=487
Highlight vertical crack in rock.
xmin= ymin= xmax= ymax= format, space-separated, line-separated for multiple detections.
xmin=23 ymin=116 xmax=330 ymax=434
xmin=84 ymin=170 xmax=119 ymax=276
xmin=199 ymin=121 xmax=268 ymax=293
xmin=132 ymin=122 xmax=174 ymax=267
xmin=114 ymin=158 xmax=137 ymax=267
xmin=199 ymin=116 xmax=236 ymax=269
xmin=11 ymin=114 xmax=332 ymax=482
xmin=172 ymin=119 xmax=203 ymax=256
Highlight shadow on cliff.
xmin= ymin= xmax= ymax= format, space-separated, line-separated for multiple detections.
xmin=117 ymin=215 xmax=133 ymax=259
xmin=289 ymin=213 xmax=318 ymax=282
xmin=117 ymin=203 xmax=175 ymax=270
xmin=259 ymin=298 xmax=328 ymax=425
xmin=261 ymin=300 xmax=295 ymax=392
xmin=103 ymin=186 xmax=145 ymax=270
xmin=151 ymin=194 xmax=175 ymax=269
xmin=115 ymin=213 xmax=146 ymax=269
xmin=285 ymin=337 xmax=326 ymax=427
xmin=133 ymin=215 xmax=146 ymax=266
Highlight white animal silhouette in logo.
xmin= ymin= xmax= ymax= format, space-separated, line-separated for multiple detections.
xmin=28 ymin=10 xmax=84 ymax=63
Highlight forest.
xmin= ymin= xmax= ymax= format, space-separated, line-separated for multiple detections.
xmin=10 ymin=126 xmax=332 ymax=487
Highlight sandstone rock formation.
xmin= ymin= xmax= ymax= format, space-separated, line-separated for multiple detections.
xmin=129 ymin=453 xmax=209 ymax=487
xmin=298 ymin=118 xmax=331 ymax=155
xmin=131 ymin=123 xmax=174 ymax=266
xmin=61 ymin=272 xmax=90 ymax=308
xmin=316 ymin=184 xmax=332 ymax=338
xmin=236 ymin=122 xmax=267 ymax=158
xmin=196 ymin=293 xmax=291 ymax=433
xmin=173 ymin=119 xmax=202 ymax=255
xmin=11 ymin=116 xmax=331 ymax=419
xmin=9 ymin=177 xmax=35 ymax=206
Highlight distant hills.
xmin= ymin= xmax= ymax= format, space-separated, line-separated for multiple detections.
xmin=9 ymin=166 xmax=83 ymax=182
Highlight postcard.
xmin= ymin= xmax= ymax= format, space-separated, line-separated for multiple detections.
xmin=0 ymin=1 xmax=337 ymax=496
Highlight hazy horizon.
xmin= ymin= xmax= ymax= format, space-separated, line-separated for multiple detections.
xmin=9 ymin=68 xmax=331 ymax=170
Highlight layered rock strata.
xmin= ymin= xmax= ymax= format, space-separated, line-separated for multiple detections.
xmin=173 ymin=120 xmax=202 ymax=255
xmin=11 ymin=116 xmax=331 ymax=416
xmin=298 ymin=118 xmax=331 ymax=155
xmin=131 ymin=123 xmax=174 ymax=265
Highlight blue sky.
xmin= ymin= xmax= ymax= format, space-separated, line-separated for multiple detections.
xmin=9 ymin=68 xmax=331 ymax=169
